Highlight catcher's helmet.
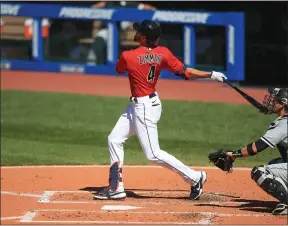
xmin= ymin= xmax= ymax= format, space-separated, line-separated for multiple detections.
xmin=273 ymin=88 xmax=288 ymax=105
xmin=133 ymin=20 xmax=161 ymax=43
xmin=263 ymin=87 xmax=288 ymax=113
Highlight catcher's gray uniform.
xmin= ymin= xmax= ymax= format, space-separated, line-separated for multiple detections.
xmin=252 ymin=114 xmax=288 ymax=208
xmin=261 ymin=114 xmax=288 ymax=184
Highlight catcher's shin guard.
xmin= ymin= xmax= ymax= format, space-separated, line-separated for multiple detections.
xmin=251 ymin=165 xmax=288 ymax=205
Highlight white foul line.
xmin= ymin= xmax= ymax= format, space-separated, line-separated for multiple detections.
xmin=1 ymin=191 xmax=42 ymax=198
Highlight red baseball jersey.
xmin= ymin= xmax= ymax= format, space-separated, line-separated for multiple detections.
xmin=116 ymin=46 xmax=189 ymax=97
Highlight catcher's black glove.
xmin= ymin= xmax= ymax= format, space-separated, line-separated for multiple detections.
xmin=208 ymin=149 xmax=235 ymax=173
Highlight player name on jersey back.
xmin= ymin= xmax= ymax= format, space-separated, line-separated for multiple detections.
xmin=138 ymin=53 xmax=163 ymax=65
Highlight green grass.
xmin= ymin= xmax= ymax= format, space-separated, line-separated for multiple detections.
xmin=1 ymin=90 xmax=280 ymax=167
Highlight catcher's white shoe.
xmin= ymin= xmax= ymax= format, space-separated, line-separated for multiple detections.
xmin=189 ymin=171 xmax=207 ymax=200
xmin=272 ymin=203 xmax=288 ymax=215
xmin=93 ymin=186 xmax=126 ymax=200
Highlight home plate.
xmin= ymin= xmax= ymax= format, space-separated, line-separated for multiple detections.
xmin=101 ymin=205 xmax=142 ymax=211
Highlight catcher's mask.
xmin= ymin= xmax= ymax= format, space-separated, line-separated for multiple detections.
xmin=263 ymin=88 xmax=288 ymax=114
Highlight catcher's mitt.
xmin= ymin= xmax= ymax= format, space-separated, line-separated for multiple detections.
xmin=208 ymin=149 xmax=234 ymax=173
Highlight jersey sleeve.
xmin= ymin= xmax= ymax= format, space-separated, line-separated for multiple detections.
xmin=116 ymin=52 xmax=127 ymax=74
xmin=163 ymin=48 xmax=186 ymax=75
xmin=261 ymin=119 xmax=287 ymax=148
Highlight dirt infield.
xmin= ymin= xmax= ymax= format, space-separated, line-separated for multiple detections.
xmin=1 ymin=166 xmax=287 ymax=225
xmin=1 ymin=71 xmax=286 ymax=225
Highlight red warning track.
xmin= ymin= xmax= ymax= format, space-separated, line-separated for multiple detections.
xmin=1 ymin=71 xmax=267 ymax=104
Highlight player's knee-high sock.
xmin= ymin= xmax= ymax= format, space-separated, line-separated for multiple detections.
xmin=108 ymin=162 xmax=124 ymax=192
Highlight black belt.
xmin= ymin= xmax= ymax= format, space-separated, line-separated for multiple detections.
xmin=130 ymin=92 xmax=156 ymax=103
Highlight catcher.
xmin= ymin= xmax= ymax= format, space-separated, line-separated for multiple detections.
xmin=209 ymin=87 xmax=288 ymax=215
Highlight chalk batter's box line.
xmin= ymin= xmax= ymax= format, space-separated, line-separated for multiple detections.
xmin=38 ymin=190 xmax=243 ymax=205
xmin=38 ymin=190 xmax=165 ymax=205
xmin=19 ymin=209 xmax=274 ymax=224
xmin=20 ymin=209 xmax=209 ymax=224
xmin=42 ymin=190 xmax=236 ymax=196
xmin=25 ymin=209 xmax=275 ymax=216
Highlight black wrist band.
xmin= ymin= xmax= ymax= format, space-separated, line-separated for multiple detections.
xmin=232 ymin=149 xmax=243 ymax=157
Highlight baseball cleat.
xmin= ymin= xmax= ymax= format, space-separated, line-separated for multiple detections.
xmin=272 ymin=203 xmax=288 ymax=215
xmin=189 ymin=171 xmax=207 ymax=200
xmin=93 ymin=187 xmax=126 ymax=200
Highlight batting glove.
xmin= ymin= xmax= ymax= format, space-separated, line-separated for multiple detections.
xmin=210 ymin=71 xmax=227 ymax=82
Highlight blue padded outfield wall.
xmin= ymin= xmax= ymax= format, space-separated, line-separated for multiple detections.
xmin=0 ymin=3 xmax=245 ymax=80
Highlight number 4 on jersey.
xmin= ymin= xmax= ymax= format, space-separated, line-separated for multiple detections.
xmin=147 ymin=65 xmax=156 ymax=82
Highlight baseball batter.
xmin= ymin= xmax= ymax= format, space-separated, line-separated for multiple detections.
xmin=210 ymin=88 xmax=288 ymax=215
xmin=94 ymin=20 xmax=227 ymax=200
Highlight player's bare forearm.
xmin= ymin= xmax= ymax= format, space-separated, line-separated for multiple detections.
xmin=226 ymin=139 xmax=269 ymax=159
xmin=181 ymin=68 xmax=227 ymax=82
xmin=226 ymin=147 xmax=251 ymax=160
xmin=186 ymin=68 xmax=212 ymax=79
xmin=226 ymin=145 xmax=257 ymax=160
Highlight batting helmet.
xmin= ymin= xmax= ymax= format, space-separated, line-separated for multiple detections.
xmin=133 ymin=20 xmax=161 ymax=43
xmin=264 ymin=88 xmax=288 ymax=113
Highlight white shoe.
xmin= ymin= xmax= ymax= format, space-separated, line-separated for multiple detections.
xmin=189 ymin=171 xmax=207 ymax=200
xmin=93 ymin=187 xmax=126 ymax=200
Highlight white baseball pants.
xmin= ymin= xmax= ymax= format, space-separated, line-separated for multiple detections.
xmin=108 ymin=93 xmax=201 ymax=186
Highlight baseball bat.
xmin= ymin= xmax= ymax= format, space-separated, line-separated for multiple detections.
xmin=224 ymin=79 xmax=268 ymax=114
